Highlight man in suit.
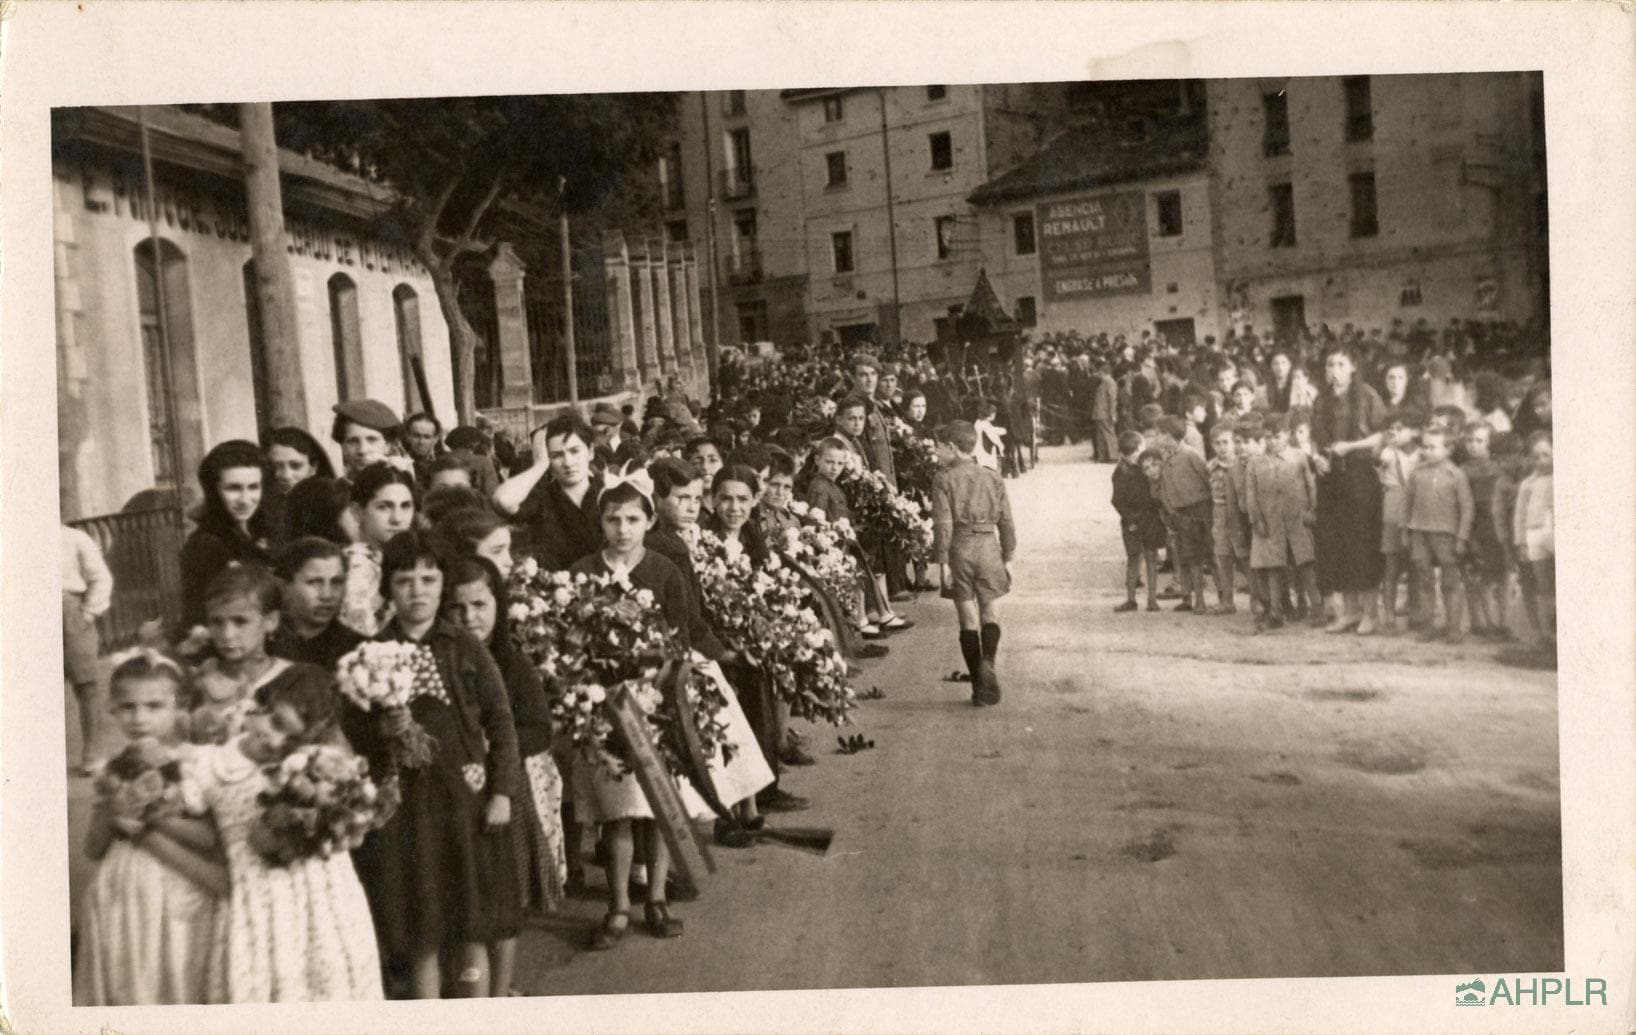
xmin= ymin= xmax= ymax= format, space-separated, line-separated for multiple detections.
xmin=1091 ymin=363 xmax=1119 ymax=463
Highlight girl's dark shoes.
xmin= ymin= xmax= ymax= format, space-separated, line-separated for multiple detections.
xmin=588 ymin=910 xmax=629 ymax=951
xmin=644 ymin=902 xmax=683 ymax=938
xmin=714 ymin=819 xmax=755 ymax=848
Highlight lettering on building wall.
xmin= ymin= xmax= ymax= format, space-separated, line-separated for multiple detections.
xmin=1036 ymin=190 xmax=1152 ymax=301
xmin=75 ymin=162 xmax=424 ymax=276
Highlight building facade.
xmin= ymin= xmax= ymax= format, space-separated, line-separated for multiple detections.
xmin=1206 ymin=72 xmax=1547 ymax=341
xmin=53 ymin=106 xmax=461 ymax=520
xmin=667 ymin=83 xmax=1068 ymax=349
xmin=54 ymin=106 xmax=716 ymax=521
xmin=969 ymin=89 xmax=1221 ymax=345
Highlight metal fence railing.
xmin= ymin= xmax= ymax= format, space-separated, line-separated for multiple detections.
xmin=68 ymin=506 xmax=185 ymax=651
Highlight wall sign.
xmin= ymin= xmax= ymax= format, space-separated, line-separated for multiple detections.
xmin=1036 ymin=190 xmax=1151 ymax=301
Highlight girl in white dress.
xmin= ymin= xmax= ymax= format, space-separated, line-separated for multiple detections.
xmin=196 ymin=568 xmax=384 ymax=1003
xmin=74 ymin=651 xmax=225 ymax=1005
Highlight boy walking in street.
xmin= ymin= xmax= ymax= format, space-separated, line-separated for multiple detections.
xmin=931 ymin=420 xmax=1017 ymax=707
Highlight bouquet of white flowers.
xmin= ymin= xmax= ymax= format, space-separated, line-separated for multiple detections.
xmin=334 ymin=641 xmax=437 ymax=770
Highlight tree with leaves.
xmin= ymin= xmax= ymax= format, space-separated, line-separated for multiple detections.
xmin=270 ymin=94 xmax=678 ymax=422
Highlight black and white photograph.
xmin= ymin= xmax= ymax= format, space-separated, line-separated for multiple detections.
xmin=3 ymin=4 xmax=1633 ymax=1034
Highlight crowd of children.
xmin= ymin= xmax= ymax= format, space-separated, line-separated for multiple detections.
xmin=69 ymin=345 xmax=1012 ymax=1004
xmin=64 ymin=317 xmax=1552 ymax=1004
xmin=1106 ymin=345 xmax=1554 ymax=647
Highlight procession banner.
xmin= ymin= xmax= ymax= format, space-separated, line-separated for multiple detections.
xmin=1036 ymin=189 xmax=1152 ymax=301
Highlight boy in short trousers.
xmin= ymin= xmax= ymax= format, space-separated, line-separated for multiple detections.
xmin=931 ymin=420 xmax=1017 ymax=707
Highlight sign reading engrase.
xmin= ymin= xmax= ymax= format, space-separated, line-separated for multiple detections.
xmin=1037 ymin=190 xmax=1151 ymax=301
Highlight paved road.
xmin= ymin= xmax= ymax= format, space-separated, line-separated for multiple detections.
xmin=64 ymin=444 xmax=1563 ymax=993
xmin=517 ymin=443 xmax=1562 ymax=994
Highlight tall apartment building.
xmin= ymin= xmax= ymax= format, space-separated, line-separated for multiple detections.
xmin=1207 ymin=72 xmax=1547 ymax=342
xmin=665 ymin=83 xmax=1066 ymax=348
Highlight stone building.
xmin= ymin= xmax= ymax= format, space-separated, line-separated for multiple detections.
xmin=968 ymin=83 xmax=1220 ymax=344
xmin=53 ymin=105 xmax=711 ymax=521
xmin=1206 ymin=72 xmax=1548 ymax=341
xmin=666 ymin=83 xmax=1068 ymax=348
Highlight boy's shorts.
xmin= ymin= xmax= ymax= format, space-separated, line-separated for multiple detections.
xmin=947 ymin=530 xmax=1011 ymax=603
xmin=1410 ymin=530 xmax=1459 ymax=568
xmin=1381 ymin=519 xmax=1405 ymax=555
xmin=1169 ymin=502 xmax=1212 ymax=568
xmin=1122 ymin=517 xmax=1167 ymax=558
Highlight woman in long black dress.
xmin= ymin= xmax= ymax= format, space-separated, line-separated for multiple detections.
xmin=177 ymin=440 xmax=276 ymax=635
xmin=1311 ymin=344 xmax=1388 ymax=633
xmin=350 ymin=530 xmax=522 ymax=999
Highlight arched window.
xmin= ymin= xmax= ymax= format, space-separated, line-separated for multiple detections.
xmin=328 ymin=273 xmax=362 ymax=401
xmin=242 ymin=260 xmax=271 ymax=430
xmin=393 ymin=284 xmax=425 ymax=415
xmin=134 ymin=238 xmax=203 ymax=493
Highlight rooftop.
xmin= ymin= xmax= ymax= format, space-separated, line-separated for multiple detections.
xmin=967 ymin=112 xmax=1207 ymax=206
xmin=51 ymin=105 xmax=398 ymax=222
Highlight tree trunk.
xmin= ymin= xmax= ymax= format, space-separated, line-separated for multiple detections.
xmin=425 ymin=262 xmax=478 ymax=424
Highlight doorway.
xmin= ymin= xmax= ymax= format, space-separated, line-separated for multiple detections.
xmin=1153 ymin=317 xmax=1196 ymax=348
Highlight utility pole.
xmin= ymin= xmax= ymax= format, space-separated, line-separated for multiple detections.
xmin=559 ymin=176 xmax=579 ymax=408
xmin=238 ymin=102 xmax=308 ymax=429
xmin=699 ymin=92 xmax=722 ymax=395
xmin=876 ymin=88 xmax=902 ymax=346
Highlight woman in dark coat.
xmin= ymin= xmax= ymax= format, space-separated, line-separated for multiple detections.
xmin=1311 ymin=344 xmax=1388 ymax=633
xmin=177 ymin=440 xmax=276 ymax=635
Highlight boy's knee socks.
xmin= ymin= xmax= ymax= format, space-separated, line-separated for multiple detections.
xmin=980 ymin=622 xmax=1001 ymax=661
xmin=958 ymin=630 xmax=983 ymax=680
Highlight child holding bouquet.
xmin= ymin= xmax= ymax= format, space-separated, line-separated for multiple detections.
xmin=196 ymin=657 xmax=384 ymax=1002
xmin=349 ymin=531 xmax=523 ymax=999
xmin=75 ymin=650 xmax=225 ymax=1006
xmin=568 ymin=477 xmax=715 ymax=948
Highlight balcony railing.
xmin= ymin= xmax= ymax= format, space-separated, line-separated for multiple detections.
xmin=68 ymin=505 xmax=186 ymax=650
xmin=718 ymin=167 xmax=755 ymax=200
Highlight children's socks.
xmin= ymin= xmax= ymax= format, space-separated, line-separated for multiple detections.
xmin=980 ymin=622 xmax=1001 ymax=662
xmin=958 ymin=630 xmax=983 ymax=690
xmin=978 ymin=623 xmax=1002 ymax=704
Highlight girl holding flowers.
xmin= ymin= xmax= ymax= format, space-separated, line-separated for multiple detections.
xmin=349 ymin=531 xmax=522 ymax=999
xmin=75 ymin=650 xmax=225 ymax=1006
xmin=441 ymin=552 xmax=564 ymax=993
xmin=567 ymin=474 xmax=714 ymax=948
xmin=703 ymin=465 xmax=811 ymax=795
xmin=196 ymin=655 xmax=383 ymax=1002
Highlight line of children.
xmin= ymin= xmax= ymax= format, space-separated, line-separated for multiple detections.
xmin=1110 ymin=404 xmax=1554 ymax=646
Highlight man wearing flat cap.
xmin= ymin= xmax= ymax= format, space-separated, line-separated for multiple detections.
xmin=590 ymin=402 xmax=642 ymax=469
xmin=330 ymin=399 xmax=414 ymax=480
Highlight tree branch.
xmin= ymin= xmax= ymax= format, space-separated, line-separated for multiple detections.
xmin=416 ymin=172 xmax=465 ymax=270
xmin=450 ymin=164 xmax=509 ymax=261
